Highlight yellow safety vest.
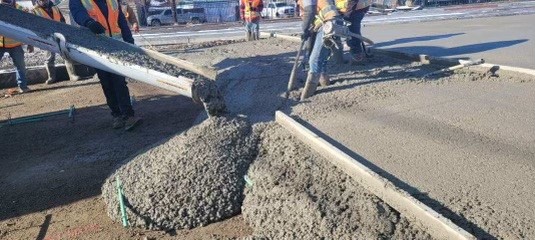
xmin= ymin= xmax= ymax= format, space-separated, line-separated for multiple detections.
xmin=335 ymin=0 xmax=371 ymax=13
xmin=33 ymin=6 xmax=63 ymax=22
xmin=313 ymin=0 xmax=340 ymax=28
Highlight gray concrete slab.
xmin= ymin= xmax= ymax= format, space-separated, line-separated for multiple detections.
xmin=365 ymin=14 xmax=535 ymax=69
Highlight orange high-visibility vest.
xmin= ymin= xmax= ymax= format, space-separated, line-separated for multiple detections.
xmin=0 ymin=3 xmax=25 ymax=48
xmin=242 ymin=0 xmax=261 ymax=22
xmin=80 ymin=0 xmax=122 ymax=39
xmin=33 ymin=6 xmax=63 ymax=22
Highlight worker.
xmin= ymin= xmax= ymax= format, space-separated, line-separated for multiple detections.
xmin=32 ymin=0 xmax=81 ymax=84
xmin=338 ymin=0 xmax=371 ymax=63
xmin=300 ymin=0 xmax=343 ymax=100
xmin=69 ymin=0 xmax=141 ymax=130
xmin=121 ymin=1 xmax=139 ymax=33
xmin=240 ymin=0 xmax=263 ymax=41
xmin=0 ymin=0 xmax=33 ymax=93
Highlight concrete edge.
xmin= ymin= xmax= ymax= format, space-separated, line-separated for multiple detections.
xmin=275 ymin=111 xmax=476 ymax=240
xmin=262 ymin=32 xmax=535 ymax=76
xmin=0 ymin=64 xmax=95 ymax=89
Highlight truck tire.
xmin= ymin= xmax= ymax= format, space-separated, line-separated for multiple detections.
xmin=191 ymin=17 xmax=201 ymax=24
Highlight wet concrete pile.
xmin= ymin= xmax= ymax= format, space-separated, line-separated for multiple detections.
xmin=101 ymin=116 xmax=258 ymax=230
xmin=242 ymin=123 xmax=432 ymax=239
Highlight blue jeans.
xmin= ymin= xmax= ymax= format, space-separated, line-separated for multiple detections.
xmin=96 ymin=69 xmax=134 ymax=118
xmin=308 ymin=28 xmax=330 ymax=74
xmin=0 ymin=46 xmax=28 ymax=89
xmin=245 ymin=21 xmax=259 ymax=36
xmin=345 ymin=7 xmax=369 ymax=54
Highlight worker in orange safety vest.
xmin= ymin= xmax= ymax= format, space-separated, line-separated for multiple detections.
xmin=70 ymin=0 xmax=142 ymax=131
xmin=0 ymin=0 xmax=33 ymax=93
xmin=240 ymin=0 xmax=263 ymax=41
xmin=33 ymin=0 xmax=81 ymax=84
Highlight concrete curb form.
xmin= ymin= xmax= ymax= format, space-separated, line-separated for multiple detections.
xmin=0 ymin=64 xmax=95 ymax=89
xmin=262 ymin=32 xmax=535 ymax=75
xmin=275 ymin=111 xmax=476 ymax=240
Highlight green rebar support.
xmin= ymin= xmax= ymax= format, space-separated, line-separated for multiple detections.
xmin=116 ymin=176 xmax=129 ymax=228
xmin=244 ymin=175 xmax=254 ymax=188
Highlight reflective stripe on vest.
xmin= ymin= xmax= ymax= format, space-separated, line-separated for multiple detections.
xmin=33 ymin=6 xmax=62 ymax=22
xmin=243 ymin=0 xmax=261 ymax=22
xmin=335 ymin=0 xmax=371 ymax=13
xmin=81 ymin=0 xmax=122 ymax=39
xmin=314 ymin=2 xmax=338 ymax=28
xmin=0 ymin=36 xmax=22 ymax=48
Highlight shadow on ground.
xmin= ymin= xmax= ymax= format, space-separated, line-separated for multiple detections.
xmin=383 ymin=39 xmax=528 ymax=58
xmin=375 ymin=33 xmax=466 ymax=48
xmin=0 ymin=92 xmax=203 ymax=221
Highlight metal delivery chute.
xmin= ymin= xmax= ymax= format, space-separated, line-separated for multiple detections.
xmin=0 ymin=5 xmax=225 ymax=116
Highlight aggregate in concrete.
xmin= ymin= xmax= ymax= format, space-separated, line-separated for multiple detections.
xmin=101 ymin=116 xmax=258 ymax=230
xmin=242 ymin=123 xmax=432 ymax=239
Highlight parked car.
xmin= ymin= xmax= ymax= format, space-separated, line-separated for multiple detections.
xmin=149 ymin=0 xmax=168 ymax=7
xmin=146 ymin=7 xmax=207 ymax=26
xmin=261 ymin=2 xmax=294 ymax=19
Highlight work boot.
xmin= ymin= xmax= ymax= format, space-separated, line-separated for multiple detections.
xmin=253 ymin=31 xmax=259 ymax=41
xmin=124 ymin=116 xmax=142 ymax=131
xmin=319 ymin=73 xmax=330 ymax=87
xmin=112 ymin=117 xmax=125 ymax=129
xmin=17 ymin=86 xmax=31 ymax=94
xmin=65 ymin=61 xmax=81 ymax=81
xmin=245 ymin=31 xmax=252 ymax=41
xmin=300 ymin=73 xmax=320 ymax=101
xmin=350 ymin=52 xmax=365 ymax=65
xmin=45 ymin=64 xmax=57 ymax=84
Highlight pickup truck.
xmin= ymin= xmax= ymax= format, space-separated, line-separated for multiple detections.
xmin=147 ymin=7 xmax=207 ymax=26
xmin=261 ymin=2 xmax=295 ymax=19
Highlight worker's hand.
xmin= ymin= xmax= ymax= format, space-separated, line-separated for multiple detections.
xmin=132 ymin=23 xmax=139 ymax=33
xmin=27 ymin=45 xmax=34 ymax=53
xmin=86 ymin=19 xmax=106 ymax=34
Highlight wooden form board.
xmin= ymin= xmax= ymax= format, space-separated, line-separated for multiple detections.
xmin=275 ymin=111 xmax=476 ymax=240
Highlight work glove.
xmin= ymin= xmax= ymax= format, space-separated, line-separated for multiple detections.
xmin=86 ymin=19 xmax=106 ymax=34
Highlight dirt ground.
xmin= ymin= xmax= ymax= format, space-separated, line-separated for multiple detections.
xmin=1 ymin=37 xmax=534 ymax=239
xmin=0 ymin=78 xmax=251 ymax=239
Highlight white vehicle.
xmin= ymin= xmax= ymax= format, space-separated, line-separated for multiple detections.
xmin=261 ymin=2 xmax=295 ymax=19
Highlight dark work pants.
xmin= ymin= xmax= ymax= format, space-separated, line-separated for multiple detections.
xmin=96 ymin=69 xmax=134 ymax=118
xmin=345 ymin=6 xmax=369 ymax=54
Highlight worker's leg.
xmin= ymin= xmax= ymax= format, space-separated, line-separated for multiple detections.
xmin=302 ymin=29 xmax=330 ymax=100
xmin=65 ymin=59 xmax=81 ymax=81
xmin=96 ymin=69 xmax=122 ymax=118
xmin=253 ymin=21 xmax=260 ymax=40
xmin=45 ymin=51 xmax=57 ymax=84
xmin=346 ymin=7 xmax=369 ymax=61
xmin=108 ymin=73 xmax=134 ymax=118
xmin=107 ymin=73 xmax=141 ymax=130
xmin=245 ymin=22 xmax=252 ymax=41
xmin=7 ymin=46 xmax=29 ymax=91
